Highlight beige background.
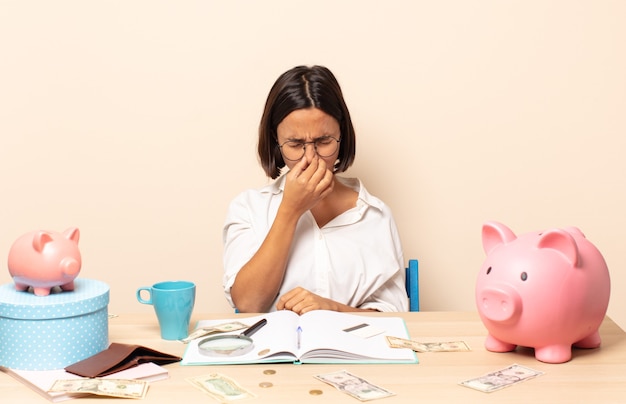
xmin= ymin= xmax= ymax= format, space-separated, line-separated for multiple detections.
xmin=1 ymin=1 xmax=624 ymax=329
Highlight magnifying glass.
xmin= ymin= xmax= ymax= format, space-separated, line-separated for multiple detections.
xmin=197 ymin=318 xmax=267 ymax=357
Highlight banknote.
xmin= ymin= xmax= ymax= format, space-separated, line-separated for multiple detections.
xmin=459 ymin=364 xmax=544 ymax=393
xmin=181 ymin=321 xmax=249 ymax=343
xmin=315 ymin=370 xmax=395 ymax=401
xmin=187 ymin=373 xmax=255 ymax=402
xmin=386 ymin=336 xmax=471 ymax=352
xmin=48 ymin=378 xmax=148 ymax=399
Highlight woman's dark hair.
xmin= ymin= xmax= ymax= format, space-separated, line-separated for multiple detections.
xmin=258 ymin=65 xmax=356 ymax=179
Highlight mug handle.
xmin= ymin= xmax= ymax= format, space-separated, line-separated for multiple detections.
xmin=136 ymin=287 xmax=153 ymax=305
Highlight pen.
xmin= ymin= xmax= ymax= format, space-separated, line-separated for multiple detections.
xmin=243 ymin=318 xmax=267 ymax=337
xmin=297 ymin=326 xmax=302 ymax=349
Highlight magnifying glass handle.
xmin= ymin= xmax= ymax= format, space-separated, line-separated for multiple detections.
xmin=243 ymin=318 xmax=267 ymax=337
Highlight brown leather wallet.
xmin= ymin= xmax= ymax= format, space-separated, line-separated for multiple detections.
xmin=64 ymin=343 xmax=181 ymax=377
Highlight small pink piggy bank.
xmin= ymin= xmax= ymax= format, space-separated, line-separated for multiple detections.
xmin=7 ymin=228 xmax=82 ymax=296
xmin=476 ymin=221 xmax=610 ymax=363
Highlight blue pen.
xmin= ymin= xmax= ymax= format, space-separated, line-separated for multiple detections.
xmin=297 ymin=326 xmax=302 ymax=349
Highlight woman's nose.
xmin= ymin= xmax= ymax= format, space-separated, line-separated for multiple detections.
xmin=303 ymin=143 xmax=317 ymax=158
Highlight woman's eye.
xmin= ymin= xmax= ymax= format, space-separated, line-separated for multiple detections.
xmin=316 ymin=137 xmax=333 ymax=145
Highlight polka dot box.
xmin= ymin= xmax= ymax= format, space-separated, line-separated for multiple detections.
xmin=0 ymin=278 xmax=109 ymax=370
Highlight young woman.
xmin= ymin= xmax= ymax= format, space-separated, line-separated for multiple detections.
xmin=223 ymin=65 xmax=408 ymax=314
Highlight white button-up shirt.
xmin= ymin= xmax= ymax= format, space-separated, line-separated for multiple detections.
xmin=223 ymin=175 xmax=408 ymax=312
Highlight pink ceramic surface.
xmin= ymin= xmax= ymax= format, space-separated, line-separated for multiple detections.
xmin=7 ymin=228 xmax=82 ymax=296
xmin=476 ymin=221 xmax=610 ymax=363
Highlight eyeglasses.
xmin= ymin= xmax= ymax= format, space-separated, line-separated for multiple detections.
xmin=278 ymin=136 xmax=341 ymax=161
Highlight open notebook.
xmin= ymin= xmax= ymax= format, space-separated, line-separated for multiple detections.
xmin=181 ymin=310 xmax=417 ymax=365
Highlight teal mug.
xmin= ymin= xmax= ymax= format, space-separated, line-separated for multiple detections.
xmin=136 ymin=280 xmax=196 ymax=340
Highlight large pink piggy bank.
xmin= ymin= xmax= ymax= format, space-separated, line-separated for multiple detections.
xmin=7 ymin=228 xmax=82 ymax=296
xmin=476 ymin=221 xmax=610 ymax=363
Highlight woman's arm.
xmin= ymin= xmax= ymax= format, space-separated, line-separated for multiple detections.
xmin=229 ymin=156 xmax=334 ymax=312
xmin=276 ymin=287 xmax=379 ymax=314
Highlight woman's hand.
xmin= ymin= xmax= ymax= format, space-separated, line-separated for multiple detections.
xmin=276 ymin=287 xmax=339 ymax=314
xmin=281 ymin=155 xmax=334 ymax=217
xmin=276 ymin=287 xmax=381 ymax=315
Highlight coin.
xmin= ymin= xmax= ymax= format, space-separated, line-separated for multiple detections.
xmin=259 ymin=382 xmax=273 ymax=388
xmin=309 ymin=389 xmax=323 ymax=395
xmin=258 ymin=348 xmax=270 ymax=356
xmin=263 ymin=369 xmax=276 ymax=375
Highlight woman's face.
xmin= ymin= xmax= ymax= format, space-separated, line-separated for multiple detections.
xmin=276 ymin=108 xmax=341 ymax=171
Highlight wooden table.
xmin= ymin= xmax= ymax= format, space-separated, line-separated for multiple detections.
xmin=1 ymin=311 xmax=625 ymax=403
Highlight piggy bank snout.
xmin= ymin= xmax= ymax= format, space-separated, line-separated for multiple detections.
xmin=478 ymin=285 xmax=522 ymax=323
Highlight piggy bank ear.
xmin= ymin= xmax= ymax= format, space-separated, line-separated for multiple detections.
xmin=32 ymin=231 xmax=54 ymax=253
xmin=563 ymin=226 xmax=585 ymax=239
xmin=63 ymin=228 xmax=80 ymax=244
xmin=537 ymin=229 xmax=579 ymax=267
xmin=482 ymin=221 xmax=517 ymax=255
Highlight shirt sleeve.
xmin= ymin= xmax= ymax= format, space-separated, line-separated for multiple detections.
xmin=358 ymin=265 xmax=409 ymax=312
xmin=221 ymin=191 xmax=263 ymax=309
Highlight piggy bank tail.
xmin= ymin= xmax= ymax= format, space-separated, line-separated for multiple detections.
xmin=61 ymin=257 xmax=81 ymax=277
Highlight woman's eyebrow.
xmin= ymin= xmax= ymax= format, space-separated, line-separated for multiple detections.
xmin=283 ymin=135 xmax=305 ymax=141
xmin=284 ymin=134 xmax=335 ymax=142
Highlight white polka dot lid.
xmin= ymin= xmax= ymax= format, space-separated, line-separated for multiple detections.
xmin=0 ymin=278 xmax=109 ymax=319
